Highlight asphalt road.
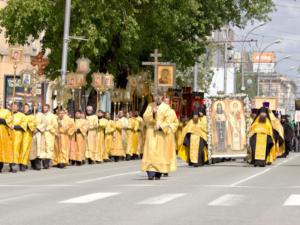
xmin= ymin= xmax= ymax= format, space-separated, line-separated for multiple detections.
xmin=1 ymin=153 xmax=300 ymax=225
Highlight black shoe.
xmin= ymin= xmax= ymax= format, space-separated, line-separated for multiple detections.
xmin=148 ymin=177 xmax=154 ymax=180
xmin=154 ymin=176 xmax=161 ymax=180
xmin=163 ymin=173 xmax=168 ymax=177
xmin=125 ymin=154 xmax=131 ymax=161
xmin=19 ymin=164 xmax=26 ymax=172
xmin=104 ymin=159 xmax=112 ymax=163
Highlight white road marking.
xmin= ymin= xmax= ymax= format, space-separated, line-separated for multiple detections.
xmin=120 ymin=184 xmax=157 ymax=187
xmin=230 ymin=168 xmax=272 ymax=187
xmin=284 ymin=195 xmax=300 ymax=206
xmin=76 ymin=171 xmax=141 ymax=184
xmin=0 ymin=184 xmax=75 ymax=187
xmin=60 ymin=192 xmax=120 ymax=204
xmin=229 ymin=155 xmax=299 ymax=187
xmin=0 ymin=194 xmax=40 ymax=203
xmin=138 ymin=193 xmax=187 ymax=205
xmin=208 ymin=194 xmax=246 ymax=206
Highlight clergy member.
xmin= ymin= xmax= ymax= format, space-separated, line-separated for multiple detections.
xmin=110 ymin=113 xmax=125 ymax=161
xmin=97 ymin=110 xmax=107 ymax=163
xmin=20 ymin=104 xmax=37 ymax=171
xmin=179 ymin=108 xmax=208 ymax=167
xmin=141 ymin=91 xmax=172 ymax=180
xmin=85 ymin=106 xmax=98 ymax=164
xmin=41 ymin=104 xmax=58 ymax=169
xmin=104 ymin=113 xmax=114 ymax=162
xmin=0 ymin=102 xmax=13 ymax=173
xmin=53 ymin=109 xmax=75 ymax=168
xmin=249 ymin=107 xmax=275 ymax=167
xmin=281 ymin=115 xmax=294 ymax=158
xmin=29 ymin=103 xmax=46 ymax=170
xmin=118 ymin=110 xmax=128 ymax=160
xmin=69 ymin=110 xmax=88 ymax=165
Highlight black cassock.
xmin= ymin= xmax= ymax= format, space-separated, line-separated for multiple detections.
xmin=250 ymin=134 xmax=274 ymax=167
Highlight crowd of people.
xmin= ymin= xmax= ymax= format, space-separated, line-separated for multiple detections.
xmin=0 ymin=94 xmax=297 ymax=180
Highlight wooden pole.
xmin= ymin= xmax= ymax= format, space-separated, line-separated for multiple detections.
xmin=12 ymin=62 xmax=17 ymax=109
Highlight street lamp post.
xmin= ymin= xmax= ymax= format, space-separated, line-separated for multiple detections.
xmin=241 ymin=23 xmax=266 ymax=91
xmin=268 ymin=55 xmax=291 ymax=95
xmin=256 ymin=39 xmax=282 ymax=96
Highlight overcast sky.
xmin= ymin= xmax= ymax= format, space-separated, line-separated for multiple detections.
xmin=234 ymin=0 xmax=300 ymax=82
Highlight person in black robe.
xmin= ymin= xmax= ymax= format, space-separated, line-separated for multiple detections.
xmin=281 ymin=115 xmax=294 ymax=158
xmin=249 ymin=107 xmax=274 ymax=167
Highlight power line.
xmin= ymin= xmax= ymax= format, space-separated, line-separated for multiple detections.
xmin=276 ymin=3 xmax=300 ymax=10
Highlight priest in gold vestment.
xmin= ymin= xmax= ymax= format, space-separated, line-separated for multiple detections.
xmin=41 ymin=104 xmax=58 ymax=169
xmin=97 ymin=110 xmax=108 ymax=163
xmin=110 ymin=113 xmax=126 ymax=161
xmin=250 ymin=107 xmax=275 ymax=167
xmin=85 ymin=106 xmax=98 ymax=164
xmin=179 ymin=108 xmax=208 ymax=167
xmin=20 ymin=104 xmax=37 ymax=171
xmin=104 ymin=113 xmax=114 ymax=162
xmin=126 ymin=112 xmax=139 ymax=160
xmin=29 ymin=104 xmax=46 ymax=170
xmin=141 ymin=92 xmax=172 ymax=180
xmin=69 ymin=111 xmax=88 ymax=165
xmin=53 ymin=110 xmax=75 ymax=168
xmin=0 ymin=103 xmax=13 ymax=172
xmin=11 ymin=103 xmax=27 ymax=172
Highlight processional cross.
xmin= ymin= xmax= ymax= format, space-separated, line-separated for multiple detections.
xmin=31 ymin=52 xmax=49 ymax=106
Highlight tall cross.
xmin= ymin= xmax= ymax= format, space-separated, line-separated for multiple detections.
xmin=31 ymin=52 xmax=50 ymax=106
xmin=142 ymin=49 xmax=163 ymax=92
xmin=31 ymin=52 xmax=49 ymax=76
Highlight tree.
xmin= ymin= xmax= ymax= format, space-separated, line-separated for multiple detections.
xmin=0 ymin=0 xmax=275 ymax=85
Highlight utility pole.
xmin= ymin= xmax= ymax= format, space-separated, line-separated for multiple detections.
xmin=61 ymin=0 xmax=71 ymax=84
xmin=193 ymin=62 xmax=198 ymax=92
xmin=224 ymin=34 xmax=228 ymax=94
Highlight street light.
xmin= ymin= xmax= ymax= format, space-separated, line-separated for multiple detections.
xmin=257 ymin=39 xmax=282 ymax=96
xmin=241 ymin=22 xmax=266 ymax=91
xmin=275 ymin=55 xmax=291 ymax=70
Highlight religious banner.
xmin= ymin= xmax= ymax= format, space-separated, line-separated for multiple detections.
xmin=157 ymin=65 xmax=175 ymax=87
xmin=207 ymin=94 xmax=251 ymax=158
xmin=254 ymin=97 xmax=278 ymax=110
xmin=170 ymin=96 xmax=182 ymax=119
xmin=4 ymin=75 xmax=42 ymax=108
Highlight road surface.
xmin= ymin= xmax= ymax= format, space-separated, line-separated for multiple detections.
xmin=1 ymin=153 xmax=300 ymax=225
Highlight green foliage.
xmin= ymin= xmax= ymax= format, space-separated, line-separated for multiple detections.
xmin=0 ymin=0 xmax=275 ymax=84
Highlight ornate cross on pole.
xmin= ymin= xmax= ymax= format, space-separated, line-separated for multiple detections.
xmin=31 ymin=52 xmax=49 ymax=107
xmin=142 ymin=49 xmax=171 ymax=94
xmin=142 ymin=49 xmax=162 ymax=92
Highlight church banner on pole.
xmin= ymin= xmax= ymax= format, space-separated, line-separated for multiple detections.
xmin=206 ymin=94 xmax=251 ymax=159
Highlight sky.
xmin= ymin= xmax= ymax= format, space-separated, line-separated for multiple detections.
xmin=234 ymin=0 xmax=300 ymax=82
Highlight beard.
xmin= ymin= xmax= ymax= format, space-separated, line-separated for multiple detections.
xmin=259 ymin=115 xmax=267 ymax=123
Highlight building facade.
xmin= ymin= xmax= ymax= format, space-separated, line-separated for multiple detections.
xmin=258 ymin=73 xmax=297 ymax=115
xmin=0 ymin=0 xmax=42 ymax=107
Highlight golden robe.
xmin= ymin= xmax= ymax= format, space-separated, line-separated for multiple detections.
xmin=141 ymin=102 xmax=172 ymax=173
xmin=136 ymin=116 xmax=145 ymax=155
xmin=110 ymin=120 xmax=125 ymax=157
xmin=70 ymin=118 xmax=88 ymax=162
xmin=86 ymin=115 xmax=98 ymax=161
xmin=250 ymin=118 xmax=275 ymax=166
xmin=0 ymin=109 xmax=13 ymax=163
xmin=41 ymin=112 xmax=58 ymax=160
xmin=118 ymin=117 xmax=128 ymax=154
xmin=53 ymin=117 xmax=75 ymax=165
xmin=166 ymin=109 xmax=179 ymax=172
xmin=97 ymin=117 xmax=108 ymax=162
xmin=178 ymin=117 xmax=208 ymax=165
xmin=269 ymin=112 xmax=285 ymax=158
xmin=20 ymin=114 xmax=37 ymax=165
xmin=104 ymin=120 xmax=115 ymax=160
xmin=12 ymin=112 xmax=27 ymax=164
xmin=126 ymin=117 xmax=139 ymax=156
xmin=29 ymin=112 xmax=46 ymax=161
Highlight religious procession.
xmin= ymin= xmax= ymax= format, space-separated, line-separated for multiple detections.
xmin=0 ymin=69 xmax=295 ymax=179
